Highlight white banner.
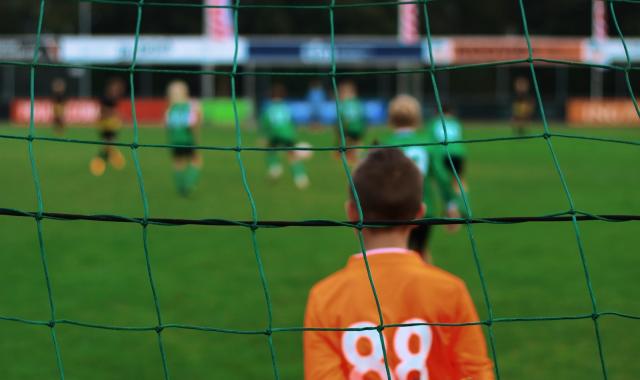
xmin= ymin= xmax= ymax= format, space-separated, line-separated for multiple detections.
xmin=58 ymin=35 xmax=247 ymax=64
xmin=421 ymin=38 xmax=455 ymax=65
xmin=582 ymin=38 xmax=640 ymax=65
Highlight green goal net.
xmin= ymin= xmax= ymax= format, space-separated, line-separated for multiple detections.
xmin=0 ymin=1 xmax=639 ymax=379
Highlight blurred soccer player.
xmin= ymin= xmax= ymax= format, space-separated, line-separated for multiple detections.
xmin=426 ymin=104 xmax=468 ymax=191
xmin=165 ymin=80 xmax=203 ymax=196
xmin=304 ymin=148 xmax=494 ymax=380
xmin=90 ymin=77 xmax=126 ymax=176
xmin=383 ymin=95 xmax=463 ymax=259
xmin=337 ymin=80 xmax=366 ymax=164
xmin=51 ymin=78 xmax=67 ymax=135
xmin=260 ymin=83 xmax=310 ymax=189
xmin=512 ymin=76 xmax=535 ymax=136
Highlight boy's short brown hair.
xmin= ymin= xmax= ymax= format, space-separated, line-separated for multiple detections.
xmin=388 ymin=94 xmax=422 ymax=128
xmin=351 ymin=148 xmax=423 ymax=221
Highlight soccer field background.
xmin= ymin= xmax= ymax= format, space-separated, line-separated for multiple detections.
xmin=1 ymin=123 xmax=639 ymax=379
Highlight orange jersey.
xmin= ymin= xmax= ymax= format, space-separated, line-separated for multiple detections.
xmin=304 ymin=248 xmax=494 ymax=380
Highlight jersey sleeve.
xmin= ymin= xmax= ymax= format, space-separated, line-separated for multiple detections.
xmin=450 ymin=283 xmax=495 ymax=380
xmin=189 ymin=101 xmax=202 ymax=129
xmin=303 ymin=287 xmax=345 ymax=380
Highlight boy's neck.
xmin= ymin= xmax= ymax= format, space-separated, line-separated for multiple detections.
xmin=361 ymin=228 xmax=411 ymax=251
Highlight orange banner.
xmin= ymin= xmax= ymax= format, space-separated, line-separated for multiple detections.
xmin=453 ymin=37 xmax=583 ymax=64
xmin=566 ymin=98 xmax=640 ymax=125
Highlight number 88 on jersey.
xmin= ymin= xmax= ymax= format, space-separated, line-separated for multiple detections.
xmin=341 ymin=318 xmax=433 ymax=380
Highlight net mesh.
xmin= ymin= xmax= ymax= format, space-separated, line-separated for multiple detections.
xmin=1 ymin=1 xmax=640 ymax=379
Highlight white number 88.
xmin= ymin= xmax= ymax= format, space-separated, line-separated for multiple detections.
xmin=342 ymin=319 xmax=432 ymax=380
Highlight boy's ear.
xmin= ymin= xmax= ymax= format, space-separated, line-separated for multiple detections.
xmin=345 ymin=200 xmax=359 ymax=222
xmin=416 ymin=202 xmax=427 ymax=220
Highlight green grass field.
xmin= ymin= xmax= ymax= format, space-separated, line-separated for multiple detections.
xmin=1 ymin=122 xmax=639 ymax=379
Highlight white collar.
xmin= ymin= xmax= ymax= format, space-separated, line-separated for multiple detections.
xmin=352 ymin=247 xmax=414 ymax=258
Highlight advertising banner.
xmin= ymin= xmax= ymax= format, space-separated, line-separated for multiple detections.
xmin=11 ymin=35 xmax=637 ymax=66
xmin=0 ymin=36 xmax=58 ymax=62
xmin=201 ymin=98 xmax=253 ymax=127
xmin=581 ymin=39 xmax=640 ymax=65
xmin=251 ymin=38 xmax=424 ymax=65
xmin=58 ymin=36 xmax=248 ymax=65
xmin=11 ymin=98 xmax=253 ymax=126
xmin=450 ymin=36 xmax=583 ymax=64
xmin=566 ymin=98 xmax=640 ymax=125
xmin=421 ymin=38 xmax=455 ymax=64
xmin=11 ymin=99 xmax=100 ymax=124
xmin=266 ymin=100 xmax=386 ymax=126
xmin=11 ymin=99 xmax=164 ymax=125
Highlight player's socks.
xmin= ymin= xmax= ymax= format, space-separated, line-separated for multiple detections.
xmin=90 ymin=157 xmax=106 ymax=176
xmin=174 ymin=169 xmax=188 ymax=196
xmin=294 ymin=174 xmax=310 ymax=189
xmin=109 ymin=149 xmax=126 ymax=170
xmin=292 ymin=161 xmax=309 ymax=189
xmin=184 ymin=164 xmax=201 ymax=193
xmin=267 ymin=153 xmax=283 ymax=179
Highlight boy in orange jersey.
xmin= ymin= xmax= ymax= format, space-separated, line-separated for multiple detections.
xmin=303 ymin=148 xmax=494 ymax=380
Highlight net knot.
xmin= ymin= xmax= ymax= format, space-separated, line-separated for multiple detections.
xmin=250 ymin=222 xmax=259 ymax=231
xmin=130 ymin=142 xmax=139 ymax=149
xmin=542 ymin=132 xmax=551 ymax=140
xmin=233 ymin=146 xmax=241 ymax=153
xmin=26 ymin=134 xmax=35 ymax=142
xmin=155 ymin=325 xmax=164 ymax=333
xmin=34 ymin=211 xmax=44 ymax=221
xmin=591 ymin=313 xmax=600 ymax=321
xmin=484 ymin=319 xmax=493 ymax=327
xmin=47 ymin=320 xmax=55 ymax=328
xmin=264 ymin=328 xmax=272 ymax=336
xmin=376 ymin=325 xmax=384 ymax=332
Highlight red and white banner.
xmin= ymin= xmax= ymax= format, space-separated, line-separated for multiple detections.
xmin=592 ymin=0 xmax=607 ymax=41
xmin=204 ymin=0 xmax=234 ymax=40
xmin=398 ymin=2 xmax=419 ymax=44
xmin=10 ymin=99 xmax=168 ymax=125
xmin=11 ymin=99 xmax=100 ymax=125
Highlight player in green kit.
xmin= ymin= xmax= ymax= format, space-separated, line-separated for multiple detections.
xmin=261 ymin=83 xmax=310 ymax=189
xmin=165 ymin=80 xmax=202 ymax=196
xmin=426 ymin=104 xmax=468 ymax=191
xmin=383 ymin=95 xmax=463 ymax=260
xmin=337 ymin=81 xmax=366 ymax=164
